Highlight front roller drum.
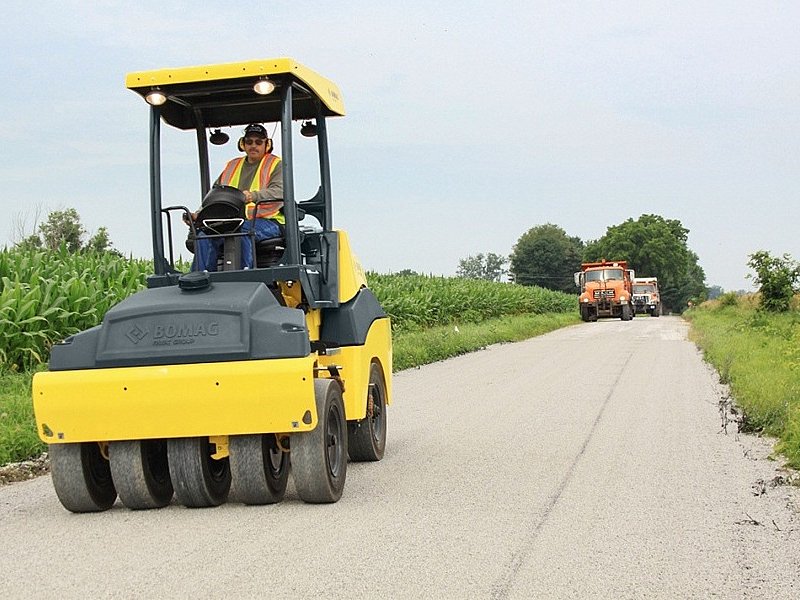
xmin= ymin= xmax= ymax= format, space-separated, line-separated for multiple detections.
xmin=49 ymin=442 xmax=117 ymax=513
xmin=229 ymin=434 xmax=289 ymax=505
xmin=291 ymin=379 xmax=347 ymax=503
xmin=168 ymin=437 xmax=231 ymax=508
xmin=109 ymin=440 xmax=173 ymax=509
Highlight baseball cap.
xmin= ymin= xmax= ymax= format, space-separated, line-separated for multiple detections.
xmin=243 ymin=123 xmax=268 ymax=138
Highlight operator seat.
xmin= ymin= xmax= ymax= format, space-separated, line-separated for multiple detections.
xmin=255 ymin=230 xmax=286 ymax=268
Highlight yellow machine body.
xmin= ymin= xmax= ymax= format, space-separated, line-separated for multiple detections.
xmin=32 ymin=230 xmax=392 ymax=445
xmin=33 ymin=356 xmax=317 ymax=444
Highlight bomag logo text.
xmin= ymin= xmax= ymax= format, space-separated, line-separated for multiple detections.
xmin=152 ymin=322 xmax=220 ymax=346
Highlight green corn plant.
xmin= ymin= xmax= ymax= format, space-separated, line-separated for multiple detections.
xmin=0 ymin=246 xmax=150 ymax=372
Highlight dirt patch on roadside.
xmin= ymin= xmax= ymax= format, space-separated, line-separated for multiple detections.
xmin=0 ymin=453 xmax=49 ymax=485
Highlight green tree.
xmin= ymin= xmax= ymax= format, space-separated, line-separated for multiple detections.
xmin=583 ymin=214 xmax=705 ymax=312
xmin=14 ymin=208 xmax=117 ymax=255
xmin=706 ymin=285 xmax=724 ymax=300
xmin=15 ymin=234 xmax=43 ymax=251
xmin=38 ymin=208 xmax=86 ymax=252
xmin=510 ymin=224 xmax=583 ymax=293
xmin=747 ymin=250 xmax=800 ymax=312
xmin=85 ymin=226 xmax=116 ymax=254
xmin=456 ymin=252 xmax=507 ymax=282
xmin=676 ymin=250 xmax=708 ymax=306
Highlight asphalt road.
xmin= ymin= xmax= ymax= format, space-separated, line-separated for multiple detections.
xmin=2 ymin=316 xmax=799 ymax=599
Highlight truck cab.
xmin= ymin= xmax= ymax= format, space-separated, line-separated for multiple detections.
xmin=632 ymin=277 xmax=661 ymax=317
xmin=575 ymin=260 xmax=635 ymax=322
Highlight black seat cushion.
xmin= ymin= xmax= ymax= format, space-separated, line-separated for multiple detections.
xmin=255 ymin=236 xmax=285 ymax=268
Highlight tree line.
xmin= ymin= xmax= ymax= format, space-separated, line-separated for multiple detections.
xmin=456 ymin=214 xmax=800 ymax=312
xmin=459 ymin=214 xmax=704 ymax=312
xmin=458 ymin=213 xmax=800 ymax=313
xmin=14 ymin=208 xmax=117 ymax=255
xmin=11 ymin=208 xmax=798 ymax=314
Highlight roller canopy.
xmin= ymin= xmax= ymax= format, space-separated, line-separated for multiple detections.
xmin=126 ymin=57 xmax=345 ymax=129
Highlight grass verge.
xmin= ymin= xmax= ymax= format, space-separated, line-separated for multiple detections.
xmin=393 ymin=312 xmax=580 ymax=371
xmin=685 ymin=298 xmax=800 ymax=469
xmin=0 ymin=311 xmax=580 ymax=467
xmin=0 ymin=371 xmax=43 ymax=465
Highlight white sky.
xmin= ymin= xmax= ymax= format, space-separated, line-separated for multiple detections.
xmin=1 ymin=1 xmax=798 ymax=291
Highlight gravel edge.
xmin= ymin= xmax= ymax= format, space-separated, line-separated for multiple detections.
xmin=0 ymin=453 xmax=49 ymax=485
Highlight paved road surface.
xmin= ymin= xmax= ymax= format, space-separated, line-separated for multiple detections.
xmin=2 ymin=316 xmax=799 ymax=599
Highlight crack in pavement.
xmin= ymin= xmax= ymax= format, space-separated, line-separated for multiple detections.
xmin=490 ymin=350 xmax=636 ymax=600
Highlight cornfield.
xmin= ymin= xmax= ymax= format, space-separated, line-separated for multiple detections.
xmin=368 ymin=273 xmax=576 ymax=331
xmin=0 ymin=247 xmax=575 ymax=372
xmin=0 ymin=246 xmax=150 ymax=371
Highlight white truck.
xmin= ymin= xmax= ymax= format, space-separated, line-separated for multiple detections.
xmin=632 ymin=277 xmax=661 ymax=317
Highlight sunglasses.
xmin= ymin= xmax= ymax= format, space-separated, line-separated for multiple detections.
xmin=243 ymin=138 xmax=265 ymax=146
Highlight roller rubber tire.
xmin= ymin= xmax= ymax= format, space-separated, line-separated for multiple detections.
xmin=168 ymin=437 xmax=231 ymax=508
xmin=109 ymin=439 xmax=173 ymax=509
xmin=348 ymin=363 xmax=387 ymax=462
xmin=292 ymin=379 xmax=347 ymax=503
xmin=49 ymin=442 xmax=117 ymax=513
xmin=229 ymin=434 xmax=289 ymax=505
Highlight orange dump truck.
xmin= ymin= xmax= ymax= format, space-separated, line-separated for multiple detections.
xmin=632 ymin=277 xmax=661 ymax=317
xmin=574 ymin=261 xmax=635 ymax=322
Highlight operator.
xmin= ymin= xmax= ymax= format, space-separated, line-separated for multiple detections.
xmin=191 ymin=123 xmax=284 ymax=271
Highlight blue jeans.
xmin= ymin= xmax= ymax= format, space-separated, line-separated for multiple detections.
xmin=192 ymin=219 xmax=281 ymax=271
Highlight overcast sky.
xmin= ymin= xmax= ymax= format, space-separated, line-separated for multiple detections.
xmin=2 ymin=1 xmax=798 ymax=291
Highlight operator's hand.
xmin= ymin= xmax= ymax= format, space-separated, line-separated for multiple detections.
xmin=243 ymin=191 xmax=253 ymax=202
xmin=183 ymin=211 xmax=197 ymax=226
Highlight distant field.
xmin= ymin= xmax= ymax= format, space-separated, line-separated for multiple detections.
xmin=368 ymin=272 xmax=576 ymax=331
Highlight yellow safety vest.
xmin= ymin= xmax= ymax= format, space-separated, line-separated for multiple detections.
xmin=218 ymin=154 xmax=284 ymax=224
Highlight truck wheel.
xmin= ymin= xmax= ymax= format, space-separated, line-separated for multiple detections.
xmin=651 ymin=306 xmax=661 ymax=317
xmin=292 ymin=379 xmax=347 ymax=503
xmin=109 ymin=440 xmax=173 ymax=509
xmin=168 ymin=437 xmax=230 ymax=507
xmin=348 ymin=363 xmax=387 ymax=462
xmin=229 ymin=434 xmax=289 ymax=504
xmin=49 ymin=442 xmax=117 ymax=513
xmin=620 ymin=304 xmax=632 ymax=321
xmin=579 ymin=305 xmax=590 ymax=322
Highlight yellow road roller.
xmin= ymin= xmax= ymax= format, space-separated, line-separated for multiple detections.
xmin=32 ymin=58 xmax=392 ymax=511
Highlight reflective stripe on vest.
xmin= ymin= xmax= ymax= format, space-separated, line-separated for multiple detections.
xmin=219 ymin=155 xmax=284 ymax=223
